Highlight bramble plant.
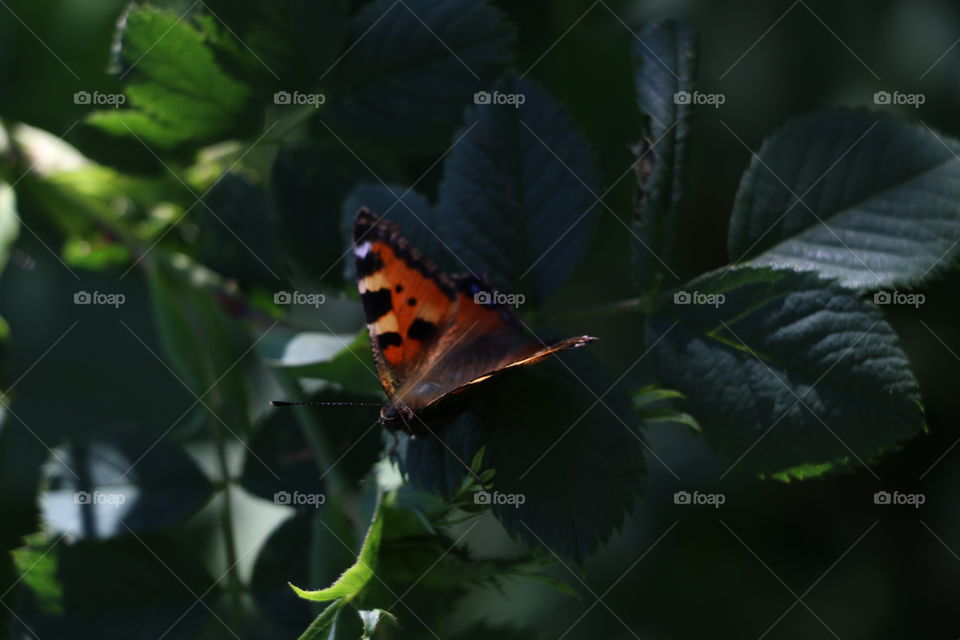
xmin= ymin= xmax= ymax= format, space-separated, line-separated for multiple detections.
xmin=0 ymin=1 xmax=956 ymax=639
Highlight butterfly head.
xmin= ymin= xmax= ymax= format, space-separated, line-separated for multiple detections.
xmin=379 ymin=403 xmax=414 ymax=431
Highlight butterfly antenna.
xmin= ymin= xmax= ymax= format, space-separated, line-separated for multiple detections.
xmin=271 ymin=400 xmax=382 ymax=408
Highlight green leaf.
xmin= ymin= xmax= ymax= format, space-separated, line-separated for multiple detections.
xmin=0 ymin=181 xmax=19 ymax=274
xmin=631 ymin=19 xmax=697 ymax=295
xmin=729 ymin=109 xmax=960 ymax=289
xmin=12 ymin=533 xmax=63 ymax=616
xmin=649 ymin=266 xmax=925 ymax=477
xmin=291 ymin=495 xmax=384 ymax=602
xmin=358 ymin=608 xmax=396 ymax=639
xmin=90 ymin=5 xmax=255 ymax=149
xmin=437 ymin=75 xmax=601 ymax=304
xmin=325 ymin=0 xmax=513 ymax=151
xmin=40 ymin=434 xmax=214 ymax=540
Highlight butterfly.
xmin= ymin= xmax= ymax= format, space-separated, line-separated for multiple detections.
xmin=353 ymin=207 xmax=596 ymax=436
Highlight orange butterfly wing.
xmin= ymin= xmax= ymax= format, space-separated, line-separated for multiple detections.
xmin=353 ymin=208 xmax=595 ymax=420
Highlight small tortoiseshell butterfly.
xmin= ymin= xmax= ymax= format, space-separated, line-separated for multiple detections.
xmin=352 ymin=208 xmax=596 ymax=436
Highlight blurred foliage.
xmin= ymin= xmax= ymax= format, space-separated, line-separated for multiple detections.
xmin=0 ymin=1 xmax=959 ymax=639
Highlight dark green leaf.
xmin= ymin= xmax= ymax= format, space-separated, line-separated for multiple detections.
xmin=196 ymin=172 xmax=282 ymax=290
xmin=437 ymin=75 xmax=601 ymax=304
xmin=649 ymin=266 xmax=925 ymax=477
xmin=631 ymin=19 xmax=697 ymax=295
xmin=729 ymin=109 xmax=960 ymax=289
xmin=325 ymin=0 xmax=513 ymax=151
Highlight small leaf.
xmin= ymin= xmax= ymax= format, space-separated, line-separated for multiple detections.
xmin=631 ymin=19 xmax=697 ymax=295
xmin=291 ymin=496 xmax=384 ymax=602
xmin=437 ymin=75 xmax=601 ymax=304
xmin=90 ymin=5 xmax=255 ymax=149
xmin=649 ymin=266 xmax=925 ymax=477
xmin=729 ymin=109 xmax=960 ymax=289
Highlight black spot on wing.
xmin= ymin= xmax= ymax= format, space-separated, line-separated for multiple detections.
xmin=362 ymin=288 xmax=392 ymax=323
xmin=407 ymin=298 xmax=417 ymax=306
xmin=395 ymin=284 xmax=404 ymax=293
xmin=355 ymin=249 xmax=384 ymax=278
xmin=377 ymin=332 xmax=403 ymax=349
xmin=407 ymin=318 xmax=437 ymax=342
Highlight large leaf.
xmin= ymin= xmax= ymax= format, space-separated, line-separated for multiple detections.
xmin=631 ymin=19 xmax=697 ymax=295
xmin=325 ymin=0 xmax=513 ymax=150
xmin=649 ymin=266 xmax=924 ymax=478
xmin=729 ymin=109 xmax=960 ymax=289
xmin=437 ymin=75 xmax=601 ymax=304
xmin=399 ymin=352 xmax=646 ymax=564
xmin=40 ymin=434 xmax=214 ymax=540
xmin=89 ymin=5 xmax=256 ymax=149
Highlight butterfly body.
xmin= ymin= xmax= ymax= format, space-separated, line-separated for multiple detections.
xmin=353 ymin=208 xmax=595 ymax=436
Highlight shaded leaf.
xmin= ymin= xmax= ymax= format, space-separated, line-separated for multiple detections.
xmin=649 ymin=266 xmax=925 ymax=477
xmin=729 ymin=109 xmax=960 ymax=289
xmin=437 ymin=75 xmax=601 ymax=304
xmin=325 ymin=0 xmax=513 ymax=151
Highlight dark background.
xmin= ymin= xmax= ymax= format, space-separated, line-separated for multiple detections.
xmin=0 ymin=0 xmax=958 ymax=638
